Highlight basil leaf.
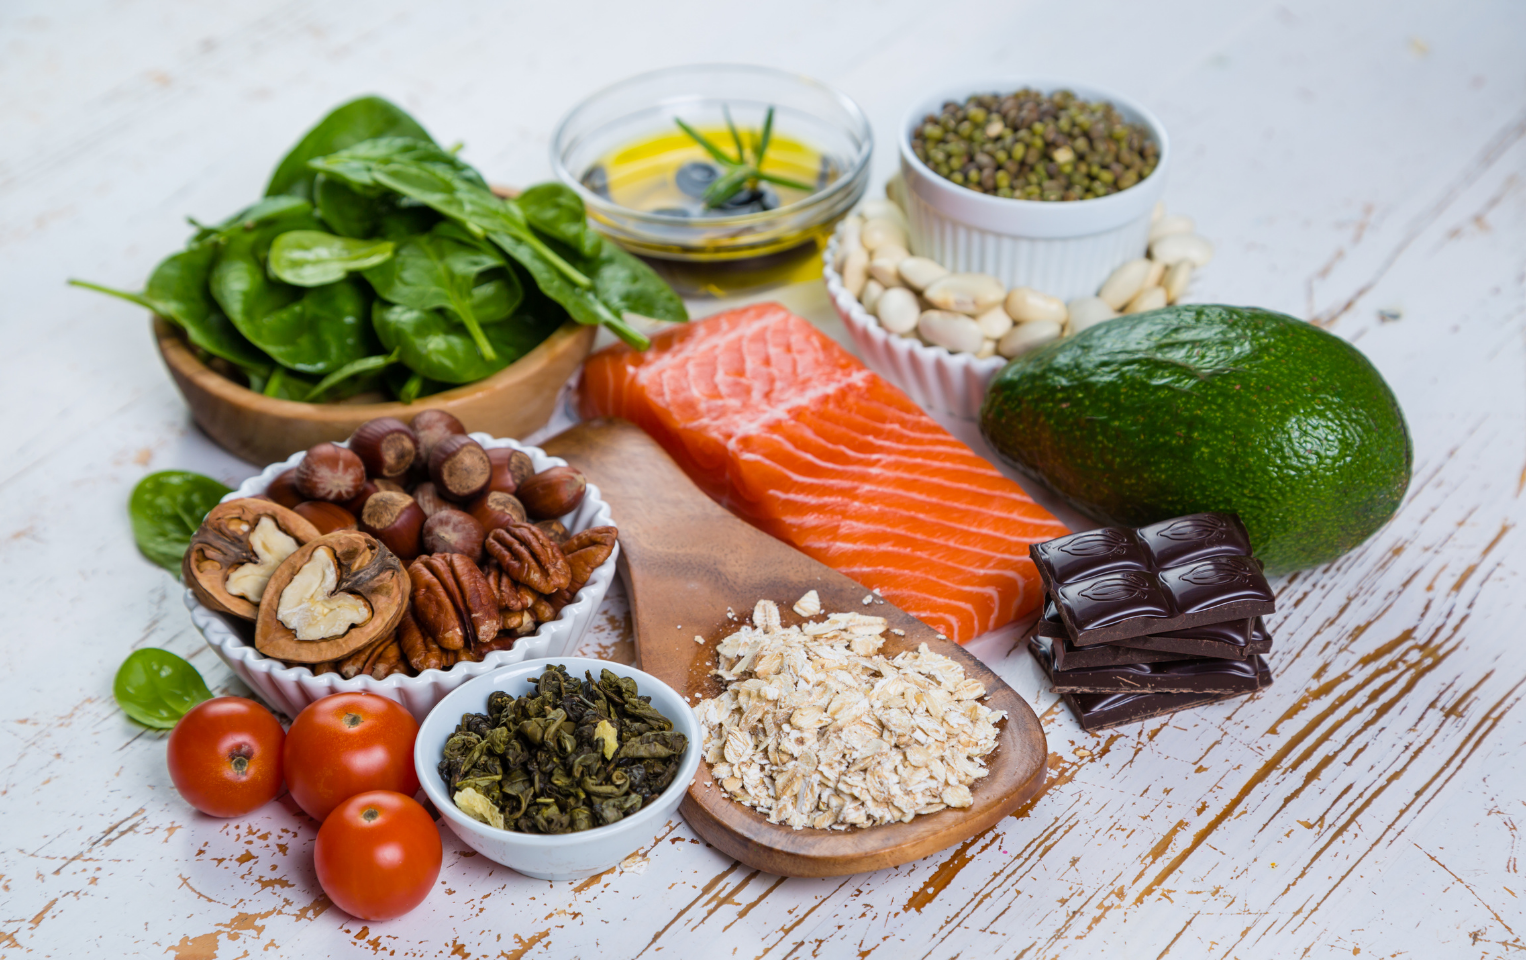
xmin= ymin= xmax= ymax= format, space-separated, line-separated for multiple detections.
xmin=373 ymin=299 xmax=560 ymax=384
xmin=114 ymin=648 xmax=213 ymax=729
xmin=128 ymin=471 xmax=231 ymax=573
xmin=268 ymin=230 xmax=395 ymax=287
xmin=266 ymin=96 xmax=434 ymax=201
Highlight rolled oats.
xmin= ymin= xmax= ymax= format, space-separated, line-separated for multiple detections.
xmin=694 ymin=599 xmax=1005 ymax=831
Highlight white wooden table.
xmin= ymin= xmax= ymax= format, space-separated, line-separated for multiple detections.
xmin=3 ymin=0 xmax=1523 ymax=956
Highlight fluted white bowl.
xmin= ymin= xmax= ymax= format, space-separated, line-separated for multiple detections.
xmin=823 ymin=226 xmax=1006 ymax=421
xmin=187 ymin=433 xmax=619 ymax=720
xmin=897 ymin=78 xmax=1169 ymax=302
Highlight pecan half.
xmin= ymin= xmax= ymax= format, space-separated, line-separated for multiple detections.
xmin=485 ymin=523 xmax=571 ymax=594
xmin=409 ymin=554 xmax=500 ymax=651
xmin=396 ymin=607 xmax=450 ymax=673
xmin=561 ymin=526 xmax=618 ymax=587
xmin=336 ymin=633 xmax=410 ymax=679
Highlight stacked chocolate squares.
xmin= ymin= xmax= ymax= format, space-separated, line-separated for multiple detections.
xmin=1026 ymin=513 xmax=1277 ymax=732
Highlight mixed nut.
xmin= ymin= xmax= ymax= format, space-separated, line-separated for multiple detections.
xmin=833 ymin=197 xmax=1216 ymax=360
xmin=185 ymin=410 xmax=617 ymax=679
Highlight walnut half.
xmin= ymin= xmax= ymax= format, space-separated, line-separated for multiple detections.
xmin=185 ymin=500 xmax=321 ymax=620
xmin=254 ymin=531 xmax=408 ymax=663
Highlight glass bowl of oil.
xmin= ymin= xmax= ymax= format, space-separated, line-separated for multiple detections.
xmin=552 ymin=64 xmax=872 ymax=298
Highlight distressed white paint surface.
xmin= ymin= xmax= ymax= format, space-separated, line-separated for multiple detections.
xmin=2 ymin=0 xmax=1523 ymax=957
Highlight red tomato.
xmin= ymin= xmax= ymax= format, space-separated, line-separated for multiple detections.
xmin=166 ymin=697 xmax=285 ymax=817
xmin=283 ymin=692 xmax=420 ymax=821
xmin=315 ymin=790 xmax=441 ymax=920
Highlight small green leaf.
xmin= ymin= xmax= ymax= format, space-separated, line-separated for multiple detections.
xmin=305 ymin=349 xmax=400 ymax=401
xmin=128 ymin=471 xmax=232 ymax=573
xmin=268 ymin=230 xmax=394 ymax=287
xmin=114 ymin=648 xmax=213 ymax=729
xmin=266 ymin=96 xmax=434 ymax=201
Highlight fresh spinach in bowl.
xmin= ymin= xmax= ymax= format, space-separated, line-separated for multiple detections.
xmin=70 ymin=96 xmax=686 ymax=403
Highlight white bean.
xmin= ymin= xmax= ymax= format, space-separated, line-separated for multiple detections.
xmin=1164 ymin=260 xmax=1193 ymax=303
xmin=869 ymin=252 xmax=909 ymax=288
xmin=924 ymin=273 xmax=1006 ymax=315
xmin=998 ymin=319 xmax=1063 ymax=358
xmin=975 ymin=339 xmax=998 ymax=359
xmin=1144 ymin=259 xmax=1166 ymax=288
xmin=1149 ymin=233 xmax=1214 ymax=267
xmin=1149 ymin=215 xmax=1194 ymax=241
xmin=1004 ymin=287 xmax=1067 ymax=324
xmin=1124 ymin=286 xmax=1168 ymax=314
xmin=861 ymin=279 xmax=886 ymax=314
xmin=834 ymin=216 xmax=863 ymax=271
xmin=975 ymin=305 xmax=1014 ymax=339
xmin=897 ymin=256 xmax=949 ymax=292
xmin=1098 ymin=258 xmax=1152 ymax=310
xmin=1067 ymin=296 xmax=1119 ymax=335
xmin=859 ymin=199 xmax=909 ymax=234
xmin=874 ymin=287 xmax=921 ymax=334
xmin=841 ymin=248 xmax=869 ymax=298
xmin=861 ymin=218 xmax=908 ymax=253
xmin=918 ymin=310 xmax=985 ymax=354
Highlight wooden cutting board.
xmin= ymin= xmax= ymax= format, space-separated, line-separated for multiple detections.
xmin=542 ymin=419 xmax=1047 ymax=878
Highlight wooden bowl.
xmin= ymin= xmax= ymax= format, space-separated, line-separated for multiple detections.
xmin=153 ymin=317 xmax=596 ymax=465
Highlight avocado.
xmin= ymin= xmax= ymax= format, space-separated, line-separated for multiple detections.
xmin=979 ymin=304 xmax=1412 ymax=573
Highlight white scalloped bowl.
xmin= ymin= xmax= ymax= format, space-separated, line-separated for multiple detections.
xmin=186 ymin=433 xmax=619 ymax=721
xmin=822 ymin=224 xmax=1007 ymax=421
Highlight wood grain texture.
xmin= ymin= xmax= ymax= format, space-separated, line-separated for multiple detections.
xmin=156 ymin=317 xmax=596 ymax=464
xmin=540 ymin=419 xmax=1047 ymax=878
xmin=2 ymin=0 xmax=1522 ymax=956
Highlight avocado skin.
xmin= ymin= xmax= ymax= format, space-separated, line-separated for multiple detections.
xmin=979 ymin=304 xmax=1412 ymax=573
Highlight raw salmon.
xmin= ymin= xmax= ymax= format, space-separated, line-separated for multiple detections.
xmin=579 ymin=303 xmax=1068 ymax=643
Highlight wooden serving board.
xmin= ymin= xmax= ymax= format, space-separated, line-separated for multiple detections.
xmin=543 ymin=419 xmax=1047 ymax=878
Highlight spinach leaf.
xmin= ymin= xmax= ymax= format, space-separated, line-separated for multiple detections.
xmin=489 ymin=230 xmax=652 ymax=349
xmin=114 ymin=648 xmax=213 ymax=729
xmin=268 ymin=230 xmax=395 ymax=286
xmin=518 ymin=183 xmax=601 ymax=258
xmin=71 ymin=242 xmax=271 ymax=373
xmin=373 ymin=300 xmax=561 ymax=384
xmin=129 ymin=470 xmax=231 ymax=573
xmin=305 ymin=349 xmax=400 ymax=401
xmin=192 ymin=195 xmax=315 ymax=243
xmin=308 ymin=136 xmax=487 ymax=196
xmin=209 ymin=209 xmax=322 ymax=336
xmin=266 ymin=96 xmax=434 ymax=201
xmin=362 ymin=223 xmax=521 ymax=361
xmin=587 ymin=238 xmax=688 ymax=323
xmin=240 ymin=277 xmax=376 ymax=374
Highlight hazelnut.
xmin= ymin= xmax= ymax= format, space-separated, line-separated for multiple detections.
xmin=342 ymin=479 xmax=378 ymax=515
xmin=429 ymin=434 xmax=491 ymax=502
xmin=263 ymin=469 xmax=304 ymax=508
xmin=468 ymin=490 xmax=527 ymax=532
xmin=517 ymin=466 xmax=587 ymax=519
xmin=534 ymin=519 xmax=570 ymax=544
xmin=410 ymin=409 xmax=466 ymax=459
xmin=293 ymin=501 xmax=358 ymax=535
xmin=486 ymin=447 xmax=535 ymax=495
xmin=374 ymin=478 xmax=407 ymax=495
xmin=412 ymin=481 xmax=450 ymax=518
xmin=349 ymin=417 xmax=419 ymax=480
xmin=295 ymin=442 xmax=366 ymax=503
xmin=359 ymin=490 xmax=425 ymax=562
xmin=421 ymin=508 xmax=486 ymax=561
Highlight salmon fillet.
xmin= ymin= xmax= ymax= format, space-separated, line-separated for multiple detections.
xmin=579 ymin=302 xmax=1068 ymax=643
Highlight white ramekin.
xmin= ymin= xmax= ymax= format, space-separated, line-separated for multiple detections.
xmin=897 ymin=79 xmax=1170 ymax=302
xmin=823 ymin=226 xmax=1006 ymax=421
xmin=187 ymin=433 xmax=619 ymax=721
xmin=414 ymin=657 xmax=700 ymax=882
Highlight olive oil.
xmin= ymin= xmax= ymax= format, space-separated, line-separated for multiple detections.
xmin=582 ymin=126 xmax=844 ymax=298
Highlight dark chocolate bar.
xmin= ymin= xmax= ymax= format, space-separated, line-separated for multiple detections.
xmin=1061 ymin=657 xmax=1273 ymax=732
xmin=1030 ymin=514 xmax=1275 ymax=646
xmin=1031 ymin=513 xmax=1254 ymax=590
xmin=1118 ymin=616 xmax=1274 ymax=660
xmin=1037 ymin=598 xmax=1271 ymax=660
xmin=1027 ymin=623 xmax=1196 ymax=671
xmin=1029 ymin=636 xmax=1268 ymax=694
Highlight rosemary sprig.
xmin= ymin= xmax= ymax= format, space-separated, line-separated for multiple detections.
xmin=675 ymin=106 xmax=816 ymax=209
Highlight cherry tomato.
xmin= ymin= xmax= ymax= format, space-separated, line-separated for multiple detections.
xmin=315 ymin=790 xmax=441 ymax=920
xmin=166 ymin=697 xmax=285 ymax=817
xmin=283 ymin=692 xmax=420 ymax=821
